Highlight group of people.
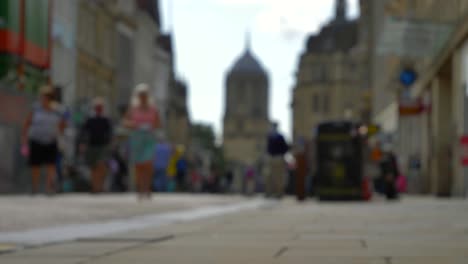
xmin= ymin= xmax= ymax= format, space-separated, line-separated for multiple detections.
xmin=22 ymin=85 xmax=402 ymax=201
xmin=22 ymin=83 xmax=166 ymax=199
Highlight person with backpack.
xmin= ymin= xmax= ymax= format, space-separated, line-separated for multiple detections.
xmin=79 ymin=98 xmax=113 ymax=193
xmin=265 ymin=122 xmax=289 ymax=199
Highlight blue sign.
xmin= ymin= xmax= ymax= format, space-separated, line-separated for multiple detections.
xmin=400 ymin=69 xmax=418 ymax=87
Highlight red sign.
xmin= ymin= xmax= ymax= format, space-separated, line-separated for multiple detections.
xmin=399 ymin=98 xmax=424 ymax=116
xmin=460 ymin=136 xmax=468 ymax=166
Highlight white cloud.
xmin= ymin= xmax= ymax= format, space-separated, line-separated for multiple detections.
xmin=215 ymin=0 xmax=359 ymax=38
xmin=215 ymin=0 xmax=268 ymax=5
xmin=254 ymin=2 xmax=330 ymax=42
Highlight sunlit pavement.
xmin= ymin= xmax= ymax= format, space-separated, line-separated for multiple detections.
xmin=1 ymin=195 xmax=468 ymax=263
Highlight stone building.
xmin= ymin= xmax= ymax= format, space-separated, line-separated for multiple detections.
xmin=76 ymin=0 xmax=170 ymax=120
xmin=115 ymin=0 xmax=137 ymax=113
xmin=166 ymin=78 xmax=191 ymax=147
xmin=364 ymin=0 xmax=468 ymax=196
xmin=76 ymin=0 xmax=116 ymax=116
xmin=292 ymin=0 xmax=363 ymax=143
xmin=133 ymin=0 xmax=161 ymax=92
xmin=154 ymin=35 xmax=173 ymax=128
xmin=400 ymin=0 xmax=468 ymax=196
xmin=223 ymin=40 xmax=270 ymax=190
xmin=51 ymin=0 xmax=78 ymax=107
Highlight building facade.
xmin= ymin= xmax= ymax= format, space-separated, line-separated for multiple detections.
xmin=407 ymin=0 xmax=468 ymax=196
xmin=0 ymin=0 xmax=52 ymax=192
xmin=223 ymin=41 xmax=270 ymax=190
xmin=154 ymin=34 xmax=172 ymax=128
xmin=115 ymin=0 xmax=137 ymax=113
xmin=51 ymin=0 xmax=78 ymax=107
xmin=292 ymin=0 xmax=363 ymax=143
xmin=366 ymin=0 xmax=468 ymax=195
xmin=76 ymin=0 xmax=116 ymax=116
xmin=133 ymin=0 xmax=160 ymax=89
xmin=166 ymin=78 xmax=191 ymax=147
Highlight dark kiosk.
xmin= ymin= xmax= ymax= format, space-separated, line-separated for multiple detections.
xmin=314 ymin=121 xmax=366 ymax=201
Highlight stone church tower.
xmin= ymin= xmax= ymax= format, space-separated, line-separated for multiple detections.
xmin=292 ymin=0 xmax=363 ymax=143
xmin=223 ymin=38 xmax=270 ymax=181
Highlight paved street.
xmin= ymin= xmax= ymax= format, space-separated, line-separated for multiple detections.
xmin=0 ymin=194 xmax=247 ymax=233
xmin=1 ymin=195 xmax=468 ymax=263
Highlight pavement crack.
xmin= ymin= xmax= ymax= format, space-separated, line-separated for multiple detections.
xmin=273 ymin=246 xmax=288 ymax=258
xmin=74 ymin=235 xmax=174 ymax=264
xmin=384 ymin=256 xmax=393 ymax=264
xmin=360 ymin=239 xmax=367 ymax=248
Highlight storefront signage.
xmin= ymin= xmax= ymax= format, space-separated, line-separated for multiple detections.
xmin=399 ymin=98 xmax=424 ymax=116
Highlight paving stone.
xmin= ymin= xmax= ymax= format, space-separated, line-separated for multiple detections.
xmin=391 ymin=257 xmax=468 ymax=264
xmin=7 ymin=241 xmax=138 ymax=257
xmin=275 ymin=256 xmax=387 ymax=264
xmin=2 ymin=196 xmax=468 ymax=263
xmin=0 ymin=255 xmax=86 ymax=264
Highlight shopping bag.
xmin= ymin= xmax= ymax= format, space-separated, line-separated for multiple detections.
xmin=396 ymin=174 xmax=407 ymax=193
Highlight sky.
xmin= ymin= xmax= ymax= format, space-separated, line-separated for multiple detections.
xmin=160 ymin=0 xmax=359 ymax=139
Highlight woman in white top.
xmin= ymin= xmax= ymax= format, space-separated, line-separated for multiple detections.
xmin=22 ymin=85 xmax=66 ymax=194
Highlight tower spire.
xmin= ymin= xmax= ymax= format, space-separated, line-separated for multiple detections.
xmin=245 ymin=31 xmax=251 ymax=52
xmin=335 ymin=0 xmax=347 ymax=21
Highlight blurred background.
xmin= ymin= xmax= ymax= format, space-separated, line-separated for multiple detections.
xmin=0 ymin=0 xmax=468 ymax=199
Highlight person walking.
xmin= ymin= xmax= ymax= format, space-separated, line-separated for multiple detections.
xmin=123 ymin=84 xmax=161 ymax=199
xmin=80 ymin=98 xmax=112 ymax=193
xmin=294 ymin=138 xmax=308 ymax=202
xmin=109 ymin=145 xmax=128 ymax=192
xmin=265 ymin=122 xmax=289 ymax=198
xmin=176 ymin=147 xmax=188 ymax=192
xmin=153 ymin=134 xmax=172 ymax=192
xmin=22 ymin=85 xmax=66 ymax=195
xmin=245 ymin=166 xmax=256 ymax=196
xmin=224 ymin=169 xmax=234 ymax=193
xmin=380 ymin=145 xmax=399 ymax=200
xmin=166 ymin=145 xmax=182 ymax=192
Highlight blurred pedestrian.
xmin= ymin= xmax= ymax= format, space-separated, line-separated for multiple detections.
xmin=190 ymin=169 xmax=202 ymax=192
xmin=176 ymin=147 xmax=188 ymax=191
xmin=22 ymin=85 xmax=66 ymax=195
xmin=153 ymin=134 xmax=172 ymax=192
xmin=109 ymin=145 xmax=128 ymax=192
xmin=265 ymin=122 xmax=289 ymax=198
xmin=294 ymin=138 xmax=308 ymax=202
xmin=380 ymin=145 xmax=399 ymax=200
xmin=123 ymin=84 xmax=161 ymax=200
xmin=166 ymin=145 xmax=182 ymax=192
xmin=245 ymin=166 xmax=256 ymax=196
xmin=80 ymin=98 xmax=113 ymax=193
xmin=225 ymin=169 xmax=234 ymax=193
xmin=370 ymin=140 xmax=384 ymax=194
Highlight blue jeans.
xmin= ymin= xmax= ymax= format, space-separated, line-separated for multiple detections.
xmin=153 ymin=168 xmax=167 ymax=192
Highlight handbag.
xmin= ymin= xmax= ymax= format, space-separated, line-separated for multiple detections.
xmin=396 ymin=174 xmax=407 ymax=193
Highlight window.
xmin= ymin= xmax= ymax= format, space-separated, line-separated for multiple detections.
xmin=323 ymin=93 xmax=330 ymax=113
xmin=83 ymin=11 xmax=96 ymax=55
xmin=253 ymin=106 xmax=262 ymax=117
xmin=312 ymin=94 xmax=320 ymax=113
xmin=309 ymin=65 xmax=326 ymax=82
xmin=237 ymin=121 xmax=244 ymax=132
xmin=237 ymin=86 xmax=245 ymax=102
